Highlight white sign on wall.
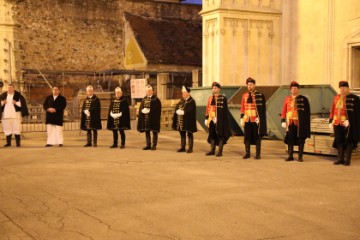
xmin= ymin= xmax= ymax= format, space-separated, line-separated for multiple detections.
xmin=130 ymin=79 xmax=146 ymax=98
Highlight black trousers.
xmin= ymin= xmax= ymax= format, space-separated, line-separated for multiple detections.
xmin=244 ymin=122 xmax=260 ymax=145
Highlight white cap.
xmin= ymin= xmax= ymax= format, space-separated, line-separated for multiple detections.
xmin=115 ymin=87 xmax=122 ymax=93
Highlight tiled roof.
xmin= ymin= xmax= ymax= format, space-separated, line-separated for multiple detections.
xmin=124 ymin=12 xmax=202 ymax=66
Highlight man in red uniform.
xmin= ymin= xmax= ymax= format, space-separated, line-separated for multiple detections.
xmin=240 ymin=78 xmax=267 ymax=159
xmin=204 ymin=82 xmax=231 ymax=157
xmin=329 ymin=81 xmax=360 ymax=166
xmin=280 ymin=81 xmax=310 ymax=162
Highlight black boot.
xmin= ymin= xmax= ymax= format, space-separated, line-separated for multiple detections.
xmin=343 ymin=144 xmax=353 ymax=166
xmin=206 ymin=139 xmax=215 ymax=156
xmin=187 ymin=134 xmax=193 ymax=153
xmin=216 ymin=139 xmax=223 ymax=157
xmin=110 ymin=130 xmax=118 ymax=148
xmin=15 ymin=134 xmax=21 ymax=147
xmin=143 ymin=131 xmax=151 ymax=150
xmin=84 ymin=130 xmax=92 ymax=147
xmin=93 ymin=130 xmax=98 ymax=147
xmin=120 ymin=130 xmax=125 ymax=149
xmin=151 ymin=132 xmax=158 ymax=150
xmin=255 ymin=140 xmax=261 ymax=159
xmin=286 ymin=144 xmax=294 ymax=161
xmin=177 ymin=133 xmax=186 ymax=152
xmin=4 ymin=134 xmax=12 ymax=147
xmin=243 ymin=141 xmax=250 ymax=159
xmin=297 ymin=143 xmax=304 ymax=162
xmin=333 ymin=145 xmax=345 ymax=165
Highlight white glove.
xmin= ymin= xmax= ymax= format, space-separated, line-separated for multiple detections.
xmin=118 ymin=112 xmax=122 ymax=117
xmin=240 ymin=119 xmax=244 ymax=127
xmin=212 ymin=117 xmax=217 ymax=124
xmin=255 ymin=118 xmax=259 ymax=125
xmin=141 ymin=108 xmax=150 ymax=114
xmin=84 ymin=110 xmax=90 ymax=117
xmin=281 ymin=122 xmax=286 ymax=128
xmin=176 ymin=109 xmax=184 ymax=116
xmin=110 ymin=111 xmax=115 ymax=118
xmin=343 ymin=120 xmax=349 ymax=128
xmin=204 ymin=119 xmax=208 ymax=126
xmin=329 ymin=123 xmax=333 ymax=129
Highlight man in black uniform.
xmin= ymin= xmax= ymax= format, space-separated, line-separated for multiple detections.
xmin=107 ymin=87 xmax=131 ymax=149
xmin=280 ymin=81 xmax=311 ymax=162
xmin=43 ymin=86 xmax=67 ymax=147
xmin=329 ymin=80 xmax=360 ymax=166
xmin=205 ymin=82 xmax=231 ymax=157
xmin=81 ymin=85 xmax=102 ymax=147
xmin=137 ymin=85 xmax=162 ymax=150
xmin=240 ymin=77 xmax=267 ymax=159
xmin=172 ymin=85 xmax=197 ymax=153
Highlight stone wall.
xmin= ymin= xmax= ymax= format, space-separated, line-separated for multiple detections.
xmin=12 ymin=0 xmax=123 ymax=72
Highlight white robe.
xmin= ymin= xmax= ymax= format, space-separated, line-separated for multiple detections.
xmin=46 ymin=124 xmax=64 ymax=145
xmin=1 ymin=94 xmax=22 ymax=135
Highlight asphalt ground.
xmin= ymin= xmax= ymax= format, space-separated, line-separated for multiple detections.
xmin=1 ymin=130 xmax=359 ymax=240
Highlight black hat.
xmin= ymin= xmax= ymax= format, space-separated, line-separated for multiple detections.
xmin=211 ymin=82 xmax=221 ymax=88
xmin=290 ymin=81 xmax=300 ymax=89
xmin=246 ymin=77 xmax=256 ymax=85
xmin=181 ymin=85 xmax=191 ymax=93
xmin=339 ymin=81 xmax=349 ymax=88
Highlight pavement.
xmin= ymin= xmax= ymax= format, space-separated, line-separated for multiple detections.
xmin=0 ymin=130 xmax=360 ymax=240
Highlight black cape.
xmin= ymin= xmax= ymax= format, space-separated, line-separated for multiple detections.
xmin=0 ymin=91 xmax=29 ymax=117
xmin=282 ymin=95 xmax=311 ymax=144
xmin=80 ymin=95 xmax=102 ymax=130
xmin=206 ymin=94 xmax=232 ymax=145
xmin=172 ymin=96 xmax=197 ymax=133
xmin=137 ymin=95 xmax=162 ymax=132
xmin=331 ymin=94 xmax=360 ymax=149
xmin=106 ymin=96 xmax=131 ymax=130
xmin=43 ymin=94 xmax=67 ymax=126
xmin=254 ymin=91 xmax=267 ymax=137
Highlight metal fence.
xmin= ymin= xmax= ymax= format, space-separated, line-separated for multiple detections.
xmin=2 ymin=102 xmax=175 ymax=133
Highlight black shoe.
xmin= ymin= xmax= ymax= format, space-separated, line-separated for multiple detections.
xmin=110 ymin=144 xmax=118 ymax=148
xmin=4 ymin=143 xmax=11 ymax=147
xmin=45 ymin=144 xmax=53 ymax=147
xmin=343 ymin=162 xmax=351 ymax=166
xmin=151 ymin=146 xmax=157 ymax=150
xmin=120 ymin=145 xmax=125 ymax=149
xmin=59 ymin=144 xmax=63 ymax=147
xmin=243 ymin=154 xmax=250 ymax=159
xmin=84 ymin=143 xmax=92 ymax=147
xmin=186 ymin=149 xmax=193 ymax=153
xmin=333 ymin=160 xmax=344 ymax=165
xmin=177 ymin=148 xmax=186 ymax=152
xmin=254 ymin=156 xmax=261 ymax=160
xmin=297 ymin=158 xmax=303 ymax=162
xmin=216 ymin=152 xmax=222 ymax=157
xmin=206 ymin=150 xmax=215 ymax=156
xmin=143 ymin=146 xmax=151 ymax=150
xmin=285 ymin=157 xmax=294 ymax=161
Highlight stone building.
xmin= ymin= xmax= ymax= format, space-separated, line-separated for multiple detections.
xmin=0 ymin=0 xmax=202 ymax=102
xmin=201 ymin=0 xmax=360 ymax=89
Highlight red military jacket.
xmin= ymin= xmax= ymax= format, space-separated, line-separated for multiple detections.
xmin=281 ymin=95 xmax=299 ymax=126
xmin=241 ymin=91 xmax=258 ymax=122
xmin=330 ymin=94 xmax=348 ymax=126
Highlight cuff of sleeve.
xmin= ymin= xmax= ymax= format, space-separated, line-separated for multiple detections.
xmin=329 ymin=119 xmax=332 ymax=124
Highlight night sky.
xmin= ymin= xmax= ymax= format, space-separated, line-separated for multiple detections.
xmin=181 ymin=0 xmax=202 ymax=4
